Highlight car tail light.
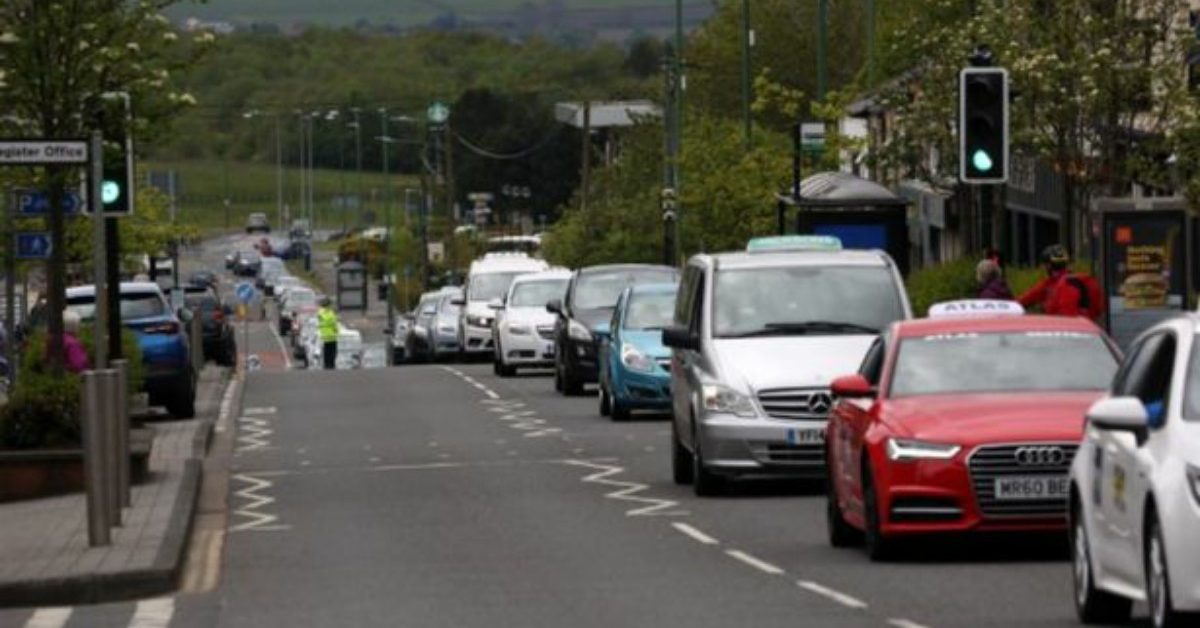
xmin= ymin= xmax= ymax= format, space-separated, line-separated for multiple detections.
xmin=143 ymin=322 xmax=179 ymax=335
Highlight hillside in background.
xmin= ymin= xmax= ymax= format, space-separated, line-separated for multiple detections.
xmin=165 ymin=0 xmax=713 ymax=43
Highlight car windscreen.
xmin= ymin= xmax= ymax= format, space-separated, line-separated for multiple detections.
xmin=184 ymin=293 xmax=217 ymax=311
xmin=889 ymin=331 xmax=1118 ymax=397
xmin=470 ymin=272 xmax=523 ymax=302
xmin=713 ymin=265 xmax=904 ymax=338
xmin=573 ymin=269 xmax=677 ymax=310
xmin=625 ymin=291 xmax=677 ymax=330
xmin=67 ymin=292 xmax=168 ymax=321
xmin=288 ymin=290 xmax=316 ymax=307
xmin=509 ymin=279 xmax=567 ymax=308
xmin=439 ymin=295 xmax=461 ymax=315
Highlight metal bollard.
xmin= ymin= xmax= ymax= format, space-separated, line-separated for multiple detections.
xmin=112 ymin=359 xmax=131 ymax=509
xmin=81 ymin=371 xmax=111 ymax=546
xmin=99 ymin=369 xmax=122 ymax=527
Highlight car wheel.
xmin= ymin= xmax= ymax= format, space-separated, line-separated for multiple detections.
xmin=598 ymin=384 xmax=611 ymax=416
xmin=167 ymin=372 xmax=196 ymax=419
xmin=492 ymin=356 xmax=502 ymax=376
xmin=671 ymin=420 xmax=694 ymax=485
xmin=826 ymin=466 xmax=862 ymax=548
xmin=1146 ymin=514 xmax=1195 ymax=628
xmin=862 ymin=463 xmax=893 ymax=561
xmin=611 ymin=397 xmax=631 ymax=422
xmin=561 ymin=361 xmax=583 ymax=396
xmin=1072 ymin=501 xmax=1131 ymax=624
xmin=691 ymin=423 xmax=722 ymax=497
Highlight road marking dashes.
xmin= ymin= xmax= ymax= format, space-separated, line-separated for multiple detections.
xmin=887 ymin=620 xmax=933 ymax=628
xmin=798 ymin=580 xmax=869 ymax=609
xmin=23 ymin=607 xmax=71 ymax=628
xmin=671 ymin=522 xmax=719 ymax=545
xmin=128 ymin=597 xmax=174 ymax=628
xmin=725 ymin=549 xmax=785 ymax=575
xmin=563 ymin=459 xmax=685 ymax=517
xmin=229 ymin=474 xmax=289 ymax=533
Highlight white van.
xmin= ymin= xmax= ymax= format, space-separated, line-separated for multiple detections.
xmin=454 ymin=253 xmax=549 ymax=358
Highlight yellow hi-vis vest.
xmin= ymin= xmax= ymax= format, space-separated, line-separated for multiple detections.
xmin=317 ymin=307 xmax=339 ymax=342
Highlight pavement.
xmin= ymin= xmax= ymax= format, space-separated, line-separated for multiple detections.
xmin=0 ymin=365 xmax=229 ymax=609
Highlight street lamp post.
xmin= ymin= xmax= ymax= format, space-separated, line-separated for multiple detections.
xmin=352 ymin=107 xmax=363 ymax=227
xmin=242 ymin=110 xmax=285 ymax=229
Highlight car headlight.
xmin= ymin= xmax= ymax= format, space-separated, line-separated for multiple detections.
xmin=505 ymin=323 xmax=532 ymax=336
xmin=1187 ymin=464 xmax=1200 ymax=506
xmin=621 ymin=345 xmax=656 ymax=373
xmin=568 ymin=320 xmax=593 ymax=343
xmin=467 ymin=315 xmax=492 ymax=328
xmin=886 ymin=438 xmax=961 ymax=462
xmin=702 ymin=384 xmax=758 ymax=418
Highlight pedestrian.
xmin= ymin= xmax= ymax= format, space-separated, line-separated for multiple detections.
xmin=317 ymin=296 xmax=339 ymax=370
xmin=1018 ymin=245 xmax=1104 ymax=322
xmin=975 ymin=258 xmax=1013 ymax=300
xmin=56 ymin=310 xmax=90 ymax=374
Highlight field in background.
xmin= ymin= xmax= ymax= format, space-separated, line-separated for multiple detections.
xmin=145 ymin=160 xmax=419 ymax=235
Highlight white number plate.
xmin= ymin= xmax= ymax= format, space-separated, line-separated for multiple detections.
xmin=786 ymin=428 xmax=825 ymax=445
xmin=993 ymin=475 xmax=1069 ymax=500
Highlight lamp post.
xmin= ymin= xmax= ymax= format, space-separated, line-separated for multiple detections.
xmin=351 ymin=107 xmax=363 ymax=227
xmin=377 ymin=132 xmax=397 ymax=328
xmin=241 ymin=110 xmax=285 ymax=229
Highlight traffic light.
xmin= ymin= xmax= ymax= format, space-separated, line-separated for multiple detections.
xmin=959 ymin=67 xmax=1009 ymax=184
xmin=101 ymin=139 xmax=133 ymax=215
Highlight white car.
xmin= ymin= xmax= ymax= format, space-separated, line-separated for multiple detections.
xmin=491 ymin=269 xmax=570 ymax=376
xmin=1071 ymin=315 xmax=1200 ymax=628
xmin=306 ymin=325 xmax=363 ymax=370
xmin=455 ymin=253 xmax=549 ymax=358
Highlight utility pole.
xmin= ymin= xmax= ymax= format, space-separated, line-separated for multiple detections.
xmin=673 ymin=0 xmax=685 ymax=262
xmin=352 ymin=107 xmax=363 ymax=227
xmin=296 ymin=112 xmax=306 ymax=227
xmin=740 ymin=0 xmax=752 ymax=148
xmin=579 ymin=102 xmax=591 ymax=214
xmin=307 ymin=113 xmax=315 ymax=226
xmin=275 ymin=114 xmax=283 ymax=229
xmin=380 ymin=108 xmax=394 ymax=328
xmin=817 ymin=0 xmax=829 ymax=101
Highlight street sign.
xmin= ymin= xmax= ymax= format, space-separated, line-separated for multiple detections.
xmin=0 ymin=140 xmax=88 ymax=165
xmin=800 ymin=123 xmax=826 ymax=153
xmin=235 ymin=282 xmax=256 ymax=304
xmin=17 ymin=190 xmax=83 ymax=215
xmin=15 ymin=232 xmax=52 ymax=259
xmin=427 ymin=102 xmax=450 ymax=125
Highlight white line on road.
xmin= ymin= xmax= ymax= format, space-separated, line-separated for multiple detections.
xmin=564 ymin=459 xmax=686 ymax=517
xmin=128 ymin=598 xmax=174 ymax=628
xmin=242 ymin=406 xmax=277 ymax=416
xmin=671 ymin=522 xmax=719 ymax=545
xmin=725 ymin=549 xmax=785 ymax=575
xmin=215 ymin=377 xmax=241 ymax=434
xmin=888 ymin=619 xmax=933 ymax=628
xmin=267 ymin=322 xmax=293 ymax=370
xmin=23 ymin=607 xmax=71 ymax=628
xmin=229 ymin=474 xmax=289 ymax=533
xmin=797 ymin=580 xmax=869 ymax=609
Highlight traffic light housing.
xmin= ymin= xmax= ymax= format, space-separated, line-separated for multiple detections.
xmin=959 ymin=67 xmax=1009 ymax=184
xmin=101 ymin=139 xmax=133 ymax=215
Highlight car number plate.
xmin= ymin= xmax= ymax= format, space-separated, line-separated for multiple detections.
xmin=542 ymin=342 xmax=555 ymax=359
xmin=786 ymin=428 xmax=825 ymax=445
xmin=993 ymin=475 xmax=1069 ymax=500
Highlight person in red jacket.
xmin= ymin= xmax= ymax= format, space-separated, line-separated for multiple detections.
xmin=1018 ymin=245 xmax=1104 ymax=322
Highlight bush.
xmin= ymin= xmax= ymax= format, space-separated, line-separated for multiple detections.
xmin=0 ymin=371 xmax=81 ymax=449
xmin=905 ymin=259 xmax=1093 ymax=316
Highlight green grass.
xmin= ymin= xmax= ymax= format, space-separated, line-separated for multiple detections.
xmin=144 ymin=159 xmax=418 ymax=235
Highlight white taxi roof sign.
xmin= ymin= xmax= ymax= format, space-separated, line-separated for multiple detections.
xmin=928 ymin=300 xmax=1025 ymax=318
xmin=746 ymin=235 xmax=842 ymax=253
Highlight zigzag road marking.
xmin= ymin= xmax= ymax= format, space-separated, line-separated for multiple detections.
xmin=563 ymin=459 xmax=687 ymax=517
xmin=235 ymin=415 xmax=273 ymax=453
xmin=229 ymin=473 xmax=290 ymax=532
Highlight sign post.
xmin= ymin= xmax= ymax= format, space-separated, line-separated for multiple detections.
xmin=236 ymin=282 xmax=255 ymax=370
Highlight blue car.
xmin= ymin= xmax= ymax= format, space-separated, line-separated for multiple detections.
xmin=598 ymin=282 xmax=678 ymax=421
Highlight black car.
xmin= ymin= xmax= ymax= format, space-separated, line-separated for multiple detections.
xmin=233 ymin=251 xmax=262 ymax=277
xmin=183 ymin=285 xmax=236 ymax=366
xmin=548 ymin=264 xmax=679 ymax=396
xmin=188 ymin=270 xmax=218 ymax=288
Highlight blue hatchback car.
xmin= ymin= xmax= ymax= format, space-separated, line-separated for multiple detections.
xmin=598 ymin=282 xmax=678 ymax=421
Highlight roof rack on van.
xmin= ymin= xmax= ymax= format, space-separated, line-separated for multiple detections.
xmin=746 ymin=235 xmax=843 ymax=253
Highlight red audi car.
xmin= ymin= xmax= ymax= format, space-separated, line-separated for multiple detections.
xmin=824 ymin=301 xmax=1121 ymax=560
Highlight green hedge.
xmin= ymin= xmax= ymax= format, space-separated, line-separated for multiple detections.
xmin=906 ymin=259 xmax=1092 ymax=316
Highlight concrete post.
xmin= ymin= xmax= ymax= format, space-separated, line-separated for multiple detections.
xmin=81 ymin=371 xmax=111 ymax=546
xmin=112 ymin=359 xmax=131 ymax=508
xmin=99 ymin=369 xmax=121 ymax=527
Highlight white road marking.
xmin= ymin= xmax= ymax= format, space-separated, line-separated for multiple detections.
xmin=797 ymin=580 xmax=869 ymax=609
xmin=235 ymin=415 xmax=273 ymax=453
xmin=23 ymin=607 xmax=71 ymax=628
xmin=215 ymin=377 xmax=241 ymax=434
xmin=725 ymin=549 xmax=785 ymax=575
xmin=242 ymin=406 xmax=276 ymax=415
xmin=373 ymin=461 xmax=466 ymax=471
xmin=229 ymin=474 xmax=289 ymax=532
xmin=564 ymin=459 xmax=686 ymax=517
xmin=671 ymin=522 xmax=719 ymax=545
xmin=128 ymin=598 xmax=174 ymax=628
xmin=300 ymin=460 xmax=311 ymax=467
xmin=887 ymin=620 xmax=933 ymax=628
xmin=369 ymin=457 xmax=381 ymax=463
xmin=267 ymin=322 xmax=293 ymax=370
xmin=484 ymin=389 xmax=500 ymax=399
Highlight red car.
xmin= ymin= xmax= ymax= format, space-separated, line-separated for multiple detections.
xmin=824 ymin=303 xmax=1121 ymax=560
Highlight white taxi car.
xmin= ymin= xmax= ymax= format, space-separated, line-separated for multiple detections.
xmin=1070 ymin=315 xmax=1200 ymax=628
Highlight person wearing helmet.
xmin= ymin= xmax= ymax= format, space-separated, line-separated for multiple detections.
xmin=1018 ymin=245 xmax=1104 ymax=322
xmin=317 ymin=296 xmax=339 ymax=370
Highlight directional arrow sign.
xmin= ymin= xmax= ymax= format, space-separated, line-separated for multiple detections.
xmin=15 ymin=232 xmax=52 ymax=260
xmin=17 ymin=190 xmax=83 ymax=215
xmin=236 ymin=282 xmax=256 ymax=304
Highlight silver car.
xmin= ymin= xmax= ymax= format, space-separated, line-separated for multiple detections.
xmin=663 ymin=237 xmax=912 ymax=496
xmin=408 ymin=288 xmax=462 ymax=362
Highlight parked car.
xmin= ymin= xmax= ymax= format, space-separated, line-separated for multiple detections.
xmin=491 ymin=269 xmax=570 ymax=376
xmin=64 ymin=282 xmax=197 ymax=418
xmin=388 ymin=311 xmax=415 ymax=366
xmin=306 ymin=325 xmax=363 ymax=370
xmin=1070 ymin=315 xmax=1200 ymax=628
xmin=279 ymin=287 xmax=318 ymax=336
xmin=597 ymin=283 xmax=678 ymax=421
xmin=408 ymin=288 xmax=462 ymax=362
xmin=664 ymin=235 xmax=910 ymax=495
xmin=824 ymin=301 xmax=1119 ymax=560
xmin=234 ymin=251 xmax=262 ymax=277
xmin=187 ymin=270 xmax=218 ymax=289
xmin=246 ymin=212 xmax=271 ymax=234
xmin=183 ymin=285 xmax=236 ymax=367
xmin=549 ymin=264 xmax=679 ymax=395
xmin=455 ymin=253 xmax=549 ymax=359
xmin=257 ymin=257 xmax=286 ymax=296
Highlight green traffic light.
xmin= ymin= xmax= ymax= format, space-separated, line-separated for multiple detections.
xmin=101 ymin=181 xmax=120 ymax=204
xmin=971 ymin=149 xmax=994 ymax=173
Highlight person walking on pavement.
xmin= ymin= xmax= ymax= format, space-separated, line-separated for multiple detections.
xmin=976 ymin=258 xmax=1013 ymax=300
xmin=317 ymin=296 xmax=339 ymax=370
xmin=1018 ymin=244 xmax=1104 ymax=322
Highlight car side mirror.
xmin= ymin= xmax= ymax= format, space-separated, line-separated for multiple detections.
xmin=545 ymin=298 xmax=563 ymax=315
xmin=488 ymin=298 xmax=504 ymax=311
xmin=831 ymin=374 xmax=875 ymax=399
xmin=1087 ymin=396 xmax=1150 ymax=445
xmin=662 ymin=326 xmax=699 ymax=351
xmin=450 ymin=297 xmax=465 ymax=306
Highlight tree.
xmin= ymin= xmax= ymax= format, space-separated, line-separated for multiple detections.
xmin=0 ymin=1 xmax=205 ymax=372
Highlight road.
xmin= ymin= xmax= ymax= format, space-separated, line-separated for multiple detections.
xmin=0 ymin=236 xmax=1154 ymax=628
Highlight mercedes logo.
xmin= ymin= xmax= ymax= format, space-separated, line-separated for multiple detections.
xmin=1014 ymin=446 xmax=1066 ymax=466
xmin=808 ymin=393 xmax=834 ymax=415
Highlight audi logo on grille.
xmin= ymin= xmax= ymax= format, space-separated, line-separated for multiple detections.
xmin=1013 ymin=446 xmax=1066 ymax=466
xmin=808 ymin=393 xmax=834 ymax=414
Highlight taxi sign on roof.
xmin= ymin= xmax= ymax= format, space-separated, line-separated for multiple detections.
xmin=746 ymin=235 xmax=842 ymax=253
xmin=928 ymin=299 xmax=1025 ymax=318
